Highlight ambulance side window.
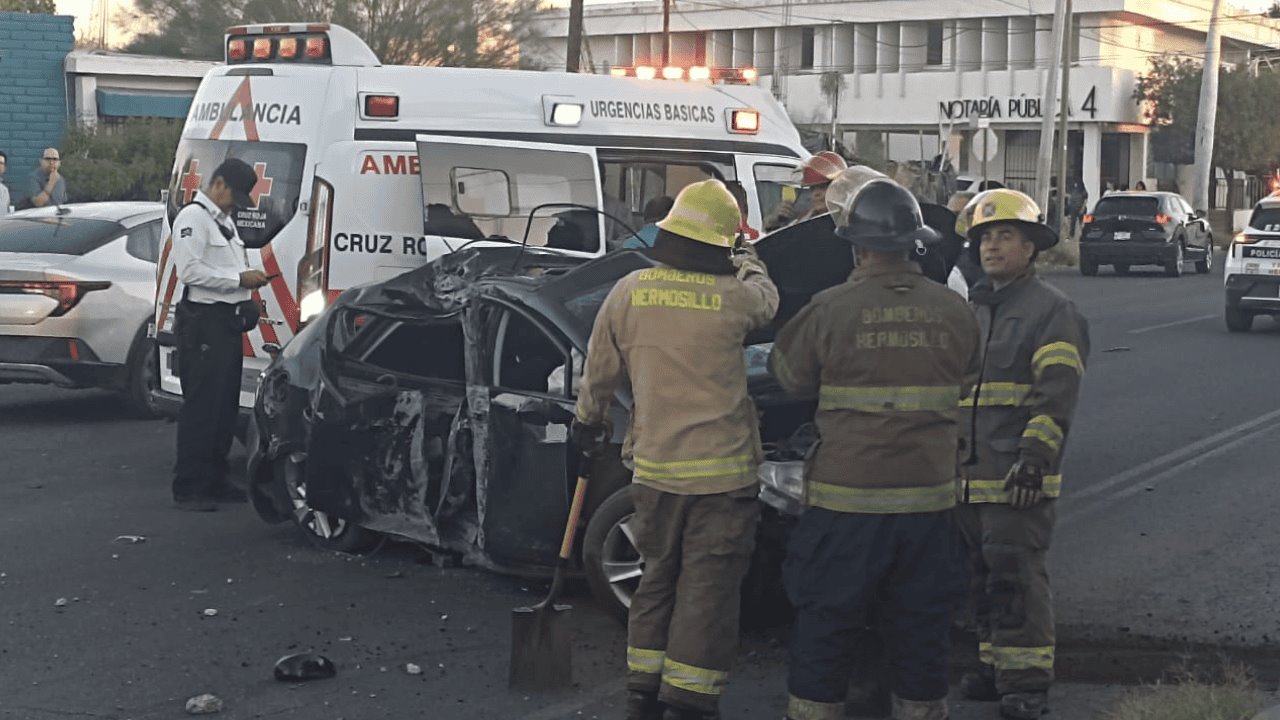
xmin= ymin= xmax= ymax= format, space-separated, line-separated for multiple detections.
xmin=754 ymin=164 xmax=799 ymax=225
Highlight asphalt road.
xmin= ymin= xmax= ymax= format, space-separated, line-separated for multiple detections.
xmin=1 ymin=255 xmax=1277 ymax=719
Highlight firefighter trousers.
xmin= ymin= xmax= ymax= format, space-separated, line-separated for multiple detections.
xmin=626 ymin=483 xmax=760 ymax=713
xmin=956 ymin=500 xmax=1056 ymax=694
xmin=784 ymin=508 xmax=964 ymax=718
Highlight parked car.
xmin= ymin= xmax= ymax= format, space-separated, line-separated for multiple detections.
xmin=954 ymin=176 xmax=1005 ymax=195
xmin=1223 ymin=194 xmax=1280 ymax=332
xmin=0 ymin=202 xmax=165 ymax=416
xmin=1078 ymin=191 xmax=1214 ymax=277
xmin=243 ymin=214 xmax=901 ymax=621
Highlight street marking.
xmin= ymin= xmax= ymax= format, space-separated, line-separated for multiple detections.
xmin=1060 ymin=407 xmax=1280 ymax=524
xmin=520 ymin=680 xmax=624 ymax=720
xmin=1128 ymin=313 xmax=1217 ymax=334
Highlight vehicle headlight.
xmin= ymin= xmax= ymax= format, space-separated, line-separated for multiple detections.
xmin=299 ymin=289 xmax=327 ymax=324
xmin=758 ymin=461 xmax=805 ymax=515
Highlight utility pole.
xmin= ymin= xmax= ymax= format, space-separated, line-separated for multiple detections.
xmin=566 ymin=0 xmax=584 ymax=72
xmin=662 ymin=0 xmax=672 ymax=66
xmin=1056 ymin=0 xmax=1073 ymax=241
xmin=1035 ymin=0 xmax=1070 ymax=214
xmin=1193 ymin=0 xmax=1225 ymax=212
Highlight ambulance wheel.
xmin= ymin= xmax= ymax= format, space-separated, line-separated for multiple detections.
xmin=1079 ymin=257 xmax=1098 ymax=276
xmin=1226 ymin=306 xmax=1254 ymax=333
xmin=121 ymin=324 xmax=161 ymax=419
xmin=275 ymin=454 xmax=380 ymax=554
xmin=584 ymin=487 xmax=640 ymax=624
xmin=1114 ymin=263 xmax=1131 ymax=276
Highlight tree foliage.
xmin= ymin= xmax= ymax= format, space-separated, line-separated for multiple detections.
xmin=121 ymin=0 xmax=541 ymax=67
xmin=61 ymin=120 xmax=184 ymax=203
xmin=1135 ymin=54 xmax=1280 ymax=173
xmin=0 ymin=0 xmax=57 ymax=13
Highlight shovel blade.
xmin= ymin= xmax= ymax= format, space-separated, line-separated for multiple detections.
xmin=509 ymin=604 xmax=573 ymax=691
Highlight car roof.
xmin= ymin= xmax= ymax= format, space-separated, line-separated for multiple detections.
xmin=1098 ymin=192 xmax=1172 ymax=200
xmin=6 ymin=201 xmax=164 ymax=224
xmin=1255 ymin=194 xmax=1280 ymax=209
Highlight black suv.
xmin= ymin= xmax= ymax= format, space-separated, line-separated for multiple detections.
xmin=1079 ymin=191 xmax=1214 ymax=277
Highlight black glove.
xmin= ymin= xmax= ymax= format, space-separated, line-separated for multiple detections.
xmin=570 ymin=418 xmax=611 ymax=459
xmin=1003 ymin=458 xmax=1046 ymax=510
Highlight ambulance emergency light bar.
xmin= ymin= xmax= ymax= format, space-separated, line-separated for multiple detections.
xmin=608 ymin=66 xmax=759 ymax=85
xmin=227 ymin=24 xmax=333 ymax=65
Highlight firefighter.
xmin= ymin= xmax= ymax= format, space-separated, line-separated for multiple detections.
xmin=764 ymin=151 xmax=848 ymax=231
xmin=572 ymin=179 xmax=779 ymax=720
xmin=771 ymin=169 xmax=981 ymax=720
xmin=953 ymin=189 xmax=1090 ymax=720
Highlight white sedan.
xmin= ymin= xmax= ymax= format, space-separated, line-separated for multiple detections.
xmin=0 ymin=202 xmax=165 ymax=416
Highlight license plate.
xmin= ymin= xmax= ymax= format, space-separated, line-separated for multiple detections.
xmin=1243 ymin=246 xmax=1280 ymax=260
xmin=1113 ymin=231 xmax=1130 ymax=240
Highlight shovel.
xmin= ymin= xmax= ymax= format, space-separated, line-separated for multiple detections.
xmin=509 ymin=454 xmax=594 ymax=691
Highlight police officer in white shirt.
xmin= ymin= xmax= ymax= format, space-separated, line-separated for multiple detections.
xmin=171 ymin=158 xmax=270 ymax=512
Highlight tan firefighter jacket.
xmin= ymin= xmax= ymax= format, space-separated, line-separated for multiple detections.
xmin=960 ymin=267 xmax=1090 ymax=503
xmin=575 ymin=256 xmax=779 ymax=495
xmin=768 ymin=259 xmax=982 ymax=514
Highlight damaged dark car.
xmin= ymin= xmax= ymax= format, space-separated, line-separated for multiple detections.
xmin=245 ymin=216 xmax=909 ymax=621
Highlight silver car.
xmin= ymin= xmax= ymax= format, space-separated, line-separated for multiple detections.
xmin=0 ymin=202 xmax=165 ymax=416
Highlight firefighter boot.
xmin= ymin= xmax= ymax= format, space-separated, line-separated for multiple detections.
xmin=891 ymin=696 xmax=948 ymax=720
xmin=959 ymin=671 xmax=999 ymax=702
xmin=999 ymin=691 xmax=1048 ymax=719
xmin=626 ymin=690 xmax=664 ymax=720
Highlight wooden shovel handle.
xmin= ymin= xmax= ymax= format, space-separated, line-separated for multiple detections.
xmin=559 ymin=475 xmax=589 ymax=561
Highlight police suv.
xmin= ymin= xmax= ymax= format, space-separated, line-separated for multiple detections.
xmin=1225 ymin=194 xmax=1280 ymax=332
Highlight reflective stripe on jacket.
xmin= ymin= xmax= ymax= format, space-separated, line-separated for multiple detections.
xmin=960 ymin=268 xmax=1089 ymax=503
xmin=768 ymin=259 xmax=981 ymax=514
xmin=576 ymin=256 xmax=779 ymax=495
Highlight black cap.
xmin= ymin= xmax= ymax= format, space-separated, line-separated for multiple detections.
xmin=212 ymin=158 xmax=257 ymax=208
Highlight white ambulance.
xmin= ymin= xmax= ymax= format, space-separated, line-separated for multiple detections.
xmin=151 ymin=23 xmax=808 ymax=414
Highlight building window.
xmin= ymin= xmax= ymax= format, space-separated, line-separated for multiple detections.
xmin=801 ymin=27 xmax=816 ymax=70
xmin=926 ymin=21 xmax=944 ymax=66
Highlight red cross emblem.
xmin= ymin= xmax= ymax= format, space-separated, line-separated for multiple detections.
xmin=250 ymin=162 xmax=274 ymax=209
xmin=178 ymin=159 xmax=202 ymax=204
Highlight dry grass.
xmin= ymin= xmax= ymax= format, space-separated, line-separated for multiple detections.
xmin=1039 ymin=240 xmax=1081 ymax=268
xmin=1105 ymin=663 xmax=1265 ymax=720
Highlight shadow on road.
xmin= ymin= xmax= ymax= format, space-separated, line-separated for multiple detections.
xmin=0 ymin=388 xmax=157 ymax=426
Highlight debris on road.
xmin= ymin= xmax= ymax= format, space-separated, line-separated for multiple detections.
xmin=274 ymin=653 xmax=337 ymax=682
xmin=54 ymin=598 xmax=67 ymax=607
xmin=184 ymin=694 xmax=224 ymax=714
xmin=405 ymin=663 xmax=423 ymax=675
xmin=1103 ymin=346 xmax=1132 ymax=353
xmin=203 ymin=608 xmax=218 ymax=617
xmin=385 ymin=570 xmax=405 ymax=579
xmin=113 ymin=535 xmax=147 ymax=544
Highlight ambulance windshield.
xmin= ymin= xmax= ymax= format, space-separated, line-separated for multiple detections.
xmin=419 ymin=142 xmax=603 ymax=253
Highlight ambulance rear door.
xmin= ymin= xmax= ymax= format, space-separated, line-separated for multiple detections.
xmin=413 ymin=135 xmax=606 ymax=258
xmin=735 ymin=155 xmax=803 ymax=234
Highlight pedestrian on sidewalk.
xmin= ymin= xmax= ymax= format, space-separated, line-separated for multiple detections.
xmin=953 ymin=189 xmax=1090 ymax=719
xmin=573 ymin=180 xmax=779 ymax=720
xmin=20 ymin=147 xmax=67 ymax=209
xmin=0 ymin=151 xmax=10 ymax=217
xmin=770 ymin=168 xmax=981 ymax=720
xmin=170 ymin=159 xmax=270 ymax=512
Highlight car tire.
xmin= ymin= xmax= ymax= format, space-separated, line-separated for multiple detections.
xmin=1164 ymin=242 xmax=1184 ymax=278
xmin=1196 ymin=238 xmax=1214 ymax=274
xmin=274 ymin=454 xmax=380 ymax=554
xmin=583 ymin=486 xmax=641 ymax=624
xmin=1226 ymin=306 xmax=1254 ymax=333
xmin=121 ymin=325 xmax=161 ymax=419
xmin=1080 ymin=257 xmax=1099 ymax=276
xmin=1114 ymin=263 xmax=1131 ymax=276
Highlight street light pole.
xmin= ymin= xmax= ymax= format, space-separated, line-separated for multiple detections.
xmin=566 ymin=0 xmax=584 ymax=72
xmin=1057 ymin=0 xmax=1073 ymax=241
xmin=1036 ymin=0 xmax=1070 ymax=213
xmin=662 ymin=0 xmax=672 ymax=66
xmin=1193 ymin=0 xmax=1225 ymax=213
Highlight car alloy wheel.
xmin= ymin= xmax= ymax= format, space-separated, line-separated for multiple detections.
xmin=584 ymin=487 xmax=644 ymax=622
xmin=277 ymin=454 xmax=378 ymax=553
xmin=1196 ymin=241 xmax=1213 ymax=274
xmin=1164 ymin=242 xmax=1184 ymax=278
xmin=1226 ymin=305 xmax=1254 ymax=333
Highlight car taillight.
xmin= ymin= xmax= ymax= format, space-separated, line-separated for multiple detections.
xmin=0 ymin=280 xmax=110 ymax=317
xmin=1082 ymin=214 xmax=1094 ymax=225
xmin=1233 ymin=233 xmax=1260 ymax=245
xmin=298 ymin=178 xmax=333 ymax=325
xmin=1154 ymin=213 xmax=1171 ymax=224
